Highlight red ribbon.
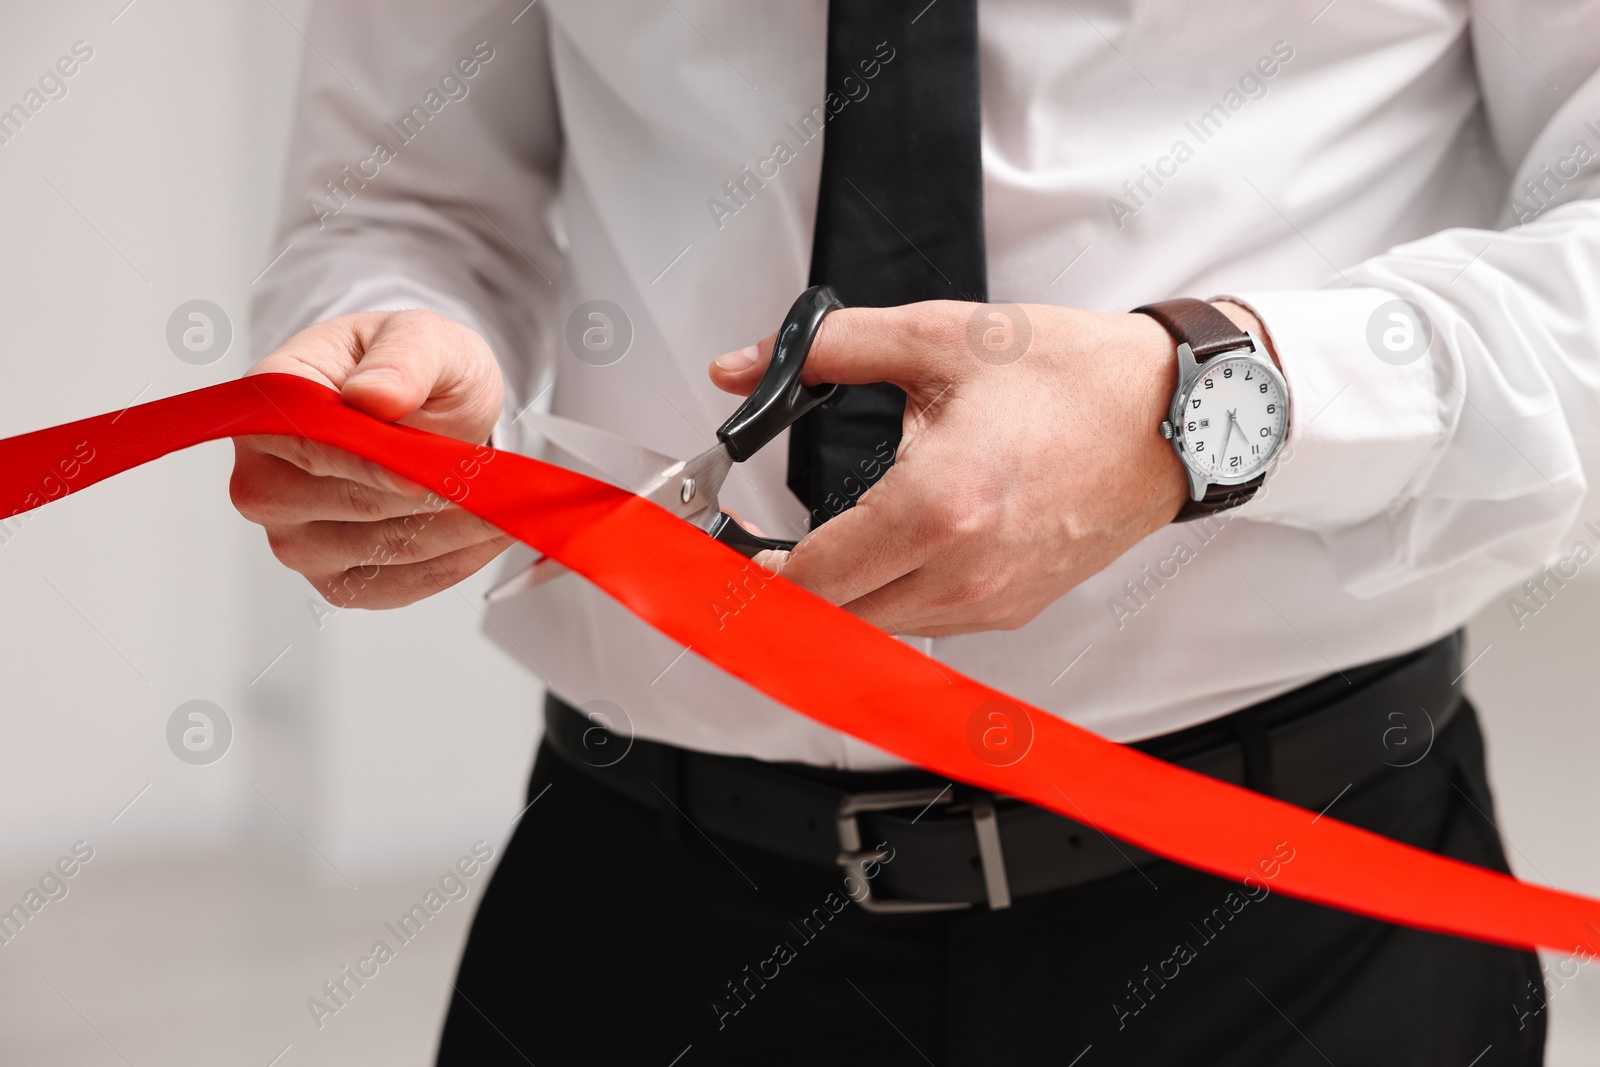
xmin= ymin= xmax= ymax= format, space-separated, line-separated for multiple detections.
xmin=5 ymin=373 xmax=1598 ymax=954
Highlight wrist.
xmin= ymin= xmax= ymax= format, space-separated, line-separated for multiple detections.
xmin=1128 ymin=297 xmax=1287 ymax=524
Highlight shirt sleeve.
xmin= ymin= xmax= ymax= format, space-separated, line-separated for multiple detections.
xmin=249 ymin=0 xmax=566 ymax=453
xmin=1223 ymin=11 xmax=1600 ymax=600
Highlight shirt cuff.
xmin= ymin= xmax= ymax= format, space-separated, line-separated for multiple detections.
xmin=1217 ymin=287 xmax=1445 ymax=529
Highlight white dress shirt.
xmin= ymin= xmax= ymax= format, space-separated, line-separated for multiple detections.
xmin=254 ymin=0 xmax=1600 ymax=769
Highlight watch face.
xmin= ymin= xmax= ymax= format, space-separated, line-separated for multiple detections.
xmin=1178 ymin=355 xmax=1287 ymax=483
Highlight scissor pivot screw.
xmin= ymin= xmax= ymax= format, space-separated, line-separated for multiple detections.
xmin=680 ymin=478 xmax=697 ymax=504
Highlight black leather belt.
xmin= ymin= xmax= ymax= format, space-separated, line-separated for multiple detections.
xmin=544 ymin=632 xmax=1462 ymax=913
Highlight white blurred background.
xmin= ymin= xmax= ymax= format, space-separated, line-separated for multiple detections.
xmin=0 ymin=2 xmax=1594 ymax=1064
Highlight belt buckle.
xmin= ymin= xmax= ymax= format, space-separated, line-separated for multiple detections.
xmin=834 ymin=787 xmax=1012 ymax=914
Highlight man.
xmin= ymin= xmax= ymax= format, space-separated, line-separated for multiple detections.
xmin=233 ymin=1 xmax=1600 ymax=1062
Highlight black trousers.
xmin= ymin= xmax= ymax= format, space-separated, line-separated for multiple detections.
xmin=436 ymin=702 xmax=1545 ymax=1065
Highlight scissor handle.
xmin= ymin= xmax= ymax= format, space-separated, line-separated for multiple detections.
xmin=706 ymin=512 xmax=797 ymax=558
xmin=717 ymin=285 xmax=844 ymax=462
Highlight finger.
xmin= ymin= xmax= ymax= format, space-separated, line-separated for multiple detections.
xmin=231 ymin=448 xmax=450 ymax=526
xmin=836 ymin=561 xmax=1012 ymax=637
xmin=242 ymin=434 xmax=428 ymax=497
xmin=242 ymin=312 xmax=378 ymax=390
xmin=245 ymin=310 xmax=502 ymax=444
xmin=751 ymin=548 xmax=787 ymax=574
xmin=340 ymin=313 xmax=501 ymax=442
xmin=708 ymin=338 xmax=770 ymax=396
xmin=767 ymin=519 xmax=1017 ymax=637
xmin=311 ymin=535 xmax=515 ymax=611
xmin=267 ymin=507 xmax=504 ymax=576
xmin=708 ymin=302 xmax=965 ymax=395
xmin=768 ymin=480 xmax=926 ymax=608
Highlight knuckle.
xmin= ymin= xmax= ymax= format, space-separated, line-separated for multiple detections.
xmin=369 ymin=513 xmax=430 ymax=564
xmin=950 ymin=577 xmax=992 ymax=609
xmin=944 ymin=506 xmax=992 ymax=544
xmin=940 ymin=569 xmax=1010 ymax=612
xmin=902 ymin=302 xmax=963 ymax=352
xmin=917 ymin=498 xmax=970 ymax=542
xmin=229 ymin=468 xmax=270 ymax=523
xmin=335 ymin=477 xmax=385 ymax=521
xmin=414 ymin=556 xmax=463 ymax=598
xmin=265 ymin=528 xmax=309 ymax=572
xmin=918 ymin=472 xmax=995 ymax=542
xmin=320 ymin=567 xmax=381 ymax=610
xmin=274 ymin=437 xmax=314 ymax=474
xmin=814 ymin=309 xmax=860 ymax=360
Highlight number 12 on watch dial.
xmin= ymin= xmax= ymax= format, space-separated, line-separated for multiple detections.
xmin=1181 ymin=355 xmax=1287 ymax=481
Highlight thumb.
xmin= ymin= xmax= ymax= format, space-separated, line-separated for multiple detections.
xmin=341 ymin=312 xmax=503 ymax=444
xmin=708 ymin=302 xmax=962 ymax=396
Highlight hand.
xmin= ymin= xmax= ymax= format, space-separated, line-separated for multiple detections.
xmin=709 ymin=300 xmax=1267 ymax=637
xmin=230 ymin=310 xmax=513 ymax=609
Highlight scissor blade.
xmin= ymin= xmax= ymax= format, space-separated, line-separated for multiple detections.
xmin=484 ymin=436 xmax=735 ymax=603
xmin=638 ymin=442 xmax=733 ymax=532
xmin=521 ymin=410 xmax=686 ymax=493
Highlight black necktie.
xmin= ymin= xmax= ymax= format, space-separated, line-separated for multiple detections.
xmin=786 ymin=0 xmax=987 ymax=527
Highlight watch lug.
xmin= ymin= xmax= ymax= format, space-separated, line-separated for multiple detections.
xmin=1187 ymin=468 xmax=1208 ymax=503
xmin=1176 ymin=341 xmax=1199 ymax=382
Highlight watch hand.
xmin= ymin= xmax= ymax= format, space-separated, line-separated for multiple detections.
xmin=1225 ymin=412 xmax=1246 ymax=470
xmin=1214 ymin=418 xmax=1231 ymax=475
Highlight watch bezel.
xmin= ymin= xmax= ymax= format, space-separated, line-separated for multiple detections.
xmin=1165 ymin=333 xmax=1290 ymax=500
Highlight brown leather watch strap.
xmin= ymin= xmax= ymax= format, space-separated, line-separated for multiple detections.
xmin=1131 ymin=297 xmax=1253 ymax=360
xmin=1133 ymin=297 xmax=1264 ymax=523
xmin=1176 ymin=481 xmax=1259 ymax=521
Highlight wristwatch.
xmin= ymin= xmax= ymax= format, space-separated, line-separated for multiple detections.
xmin=1132 ymin=298 xmax=1290 ymax=522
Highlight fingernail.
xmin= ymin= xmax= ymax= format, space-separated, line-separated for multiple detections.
xmin=348 ymin=366 xmax=400 ymax=387
xmin=752 ymin=549 xmax=788 ymax=576
xmin=713 ymin=345 xmax=758 ymax=372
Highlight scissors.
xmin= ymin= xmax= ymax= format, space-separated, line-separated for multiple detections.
xmin=486 ymin=285 xmax=845 ymax=601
